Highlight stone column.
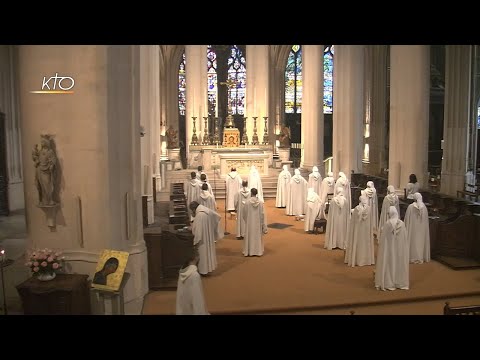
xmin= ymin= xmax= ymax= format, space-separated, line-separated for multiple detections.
xmin=300 ymin=45 xmax=324 ymax=173
xmin=17 ymin=45 xmax=148 ymax=314
xmin=0 ymin=45 xmax=24 ymax=212
xmin=152 ymin=45 xmax=162 ymax=193
xmin=388 ymin=45 xmax=430 ymax=190
xmin=246 ymin=45 xmax=269 ymax=143
xmin=362 ymin=45 xmax=388 ymax=176
xmin=140 ymin=45 xmax=155 ymax=224
xmin=441 ymin=45 xmax=471 ymax=196
xmin=185 ymin=45 xmax=207 ymax=160
xmin=332 ymin=45 xmax=365 ymax=179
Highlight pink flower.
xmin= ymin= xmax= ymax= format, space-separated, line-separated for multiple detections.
xmin=33 ymin=262 xmax=39 ymax=267
xmin=41 ymin=261 xmax=47 ymax=267
xmin=52 ymin=263 xmax=59 ymax=269
xmin=47 ymin=256 xmax=54 ymax=262
xmin=33 ymin=267 xmax=39 ymax=272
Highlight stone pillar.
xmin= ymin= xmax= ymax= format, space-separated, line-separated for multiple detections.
xmin=332 ymin=45 xmax=365 ymax=179
xmin=300 ymin=45 xmax=324 ymax=173
xmin=17 ymin=45 xmax=148 ymax=314
xmin=441 ymin=45 xmax=471 ymax=196
xmin=246 ymin=45 xmax=270 ymax=143
xmin=388 ymin=45 xmax=430 ymax=190
xmin=140 ymin=46 xmax=156 ymax=224
xmin=185 ymin=45 xmax=207 ymax=161
xmin=362 ymin=45 xmax=388 ymax=176
xmin=0 ymin=45 xmax=24 ymax=211
xmin=152 ymin=46 xmax=162 ymax=193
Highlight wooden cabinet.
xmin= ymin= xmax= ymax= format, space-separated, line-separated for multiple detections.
xmin=144 ymin=226 xmax=194 ymax=289
xmin=16 ymin=274 xmax=91 ymax=315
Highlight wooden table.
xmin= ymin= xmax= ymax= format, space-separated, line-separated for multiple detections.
xmin=16 ymin=273 xmax=91 ymax=315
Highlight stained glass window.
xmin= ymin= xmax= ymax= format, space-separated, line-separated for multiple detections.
xmin=178 ymin=52 xmax=186 ymax=115
xmin=324 ymin=45 xmax=334 ymax=114
xmin=207 ymin=46 xmax=217 ymax=116
xmin=477 ymin=105 xmax=480 ymax=129
xmin=227 ymin=45 xmax=246 ymax=115
xmin=285 ymin=45 xmax=302 ymax=114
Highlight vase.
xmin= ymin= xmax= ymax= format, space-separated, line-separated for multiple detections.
xmin=37 ymin=272 xmax=56 ymax=281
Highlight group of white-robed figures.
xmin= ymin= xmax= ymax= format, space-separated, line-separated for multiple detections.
xmin=176 ymin=165 xmax=267 ymax=315
xmin=275 ymin=166 xmax=431 ymax=292
xmin=177 ymin=166 xmax=432 ymax=314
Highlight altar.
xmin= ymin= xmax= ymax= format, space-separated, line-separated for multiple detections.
xmin=188 ymin=145 xmax=272 ymax=176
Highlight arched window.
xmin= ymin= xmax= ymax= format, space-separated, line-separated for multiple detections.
xmin=477 ymin=104 xmax=480 ymax=129
xmin=178 ymin=52 xmax=186 ymax=115
xmin=227 ymin=45 xmax=246 ymax=115
xmin=207 ymin=45 xmax=246 ymax=116
xmin=324 ymin=45 xmax=334 ymax=114
xmin=207 ymin=46 xmax=217 ymax=116
xmin=285 ymin=45 xmax=302 ymax=114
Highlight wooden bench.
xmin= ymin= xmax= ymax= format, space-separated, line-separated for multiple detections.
xmin=443 ymin=301 xmax=480 ymax=315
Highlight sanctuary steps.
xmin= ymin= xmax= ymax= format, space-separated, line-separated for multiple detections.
xmin=157 ymin=167 xmax=311 ymax=202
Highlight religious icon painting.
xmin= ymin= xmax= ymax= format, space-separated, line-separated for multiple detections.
xmin=91 ymin=249 xmax=129 ymax=292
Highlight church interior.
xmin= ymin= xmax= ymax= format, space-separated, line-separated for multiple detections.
xmin=0 ymin=44 xmax=480 ymax=315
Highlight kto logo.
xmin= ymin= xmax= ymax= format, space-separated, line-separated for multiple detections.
xmin=30 ymin=73 xmax=75 ymax=94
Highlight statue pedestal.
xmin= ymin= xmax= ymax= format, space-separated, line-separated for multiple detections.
xmin=278 ymin=147 xmax=290 ymax=162
xmin=168 ymin=148 xmax=182 ymax=170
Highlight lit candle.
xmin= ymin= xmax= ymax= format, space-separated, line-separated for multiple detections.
xmin=254 ymin=88 xmax=257 ymax=115
xmin=0 ymin=249 xmax=5 ymax=262
xmin=264 ymin=88 xmax=267 ymax=115
xmin=193 ymin=89 xmax=196 ymax=117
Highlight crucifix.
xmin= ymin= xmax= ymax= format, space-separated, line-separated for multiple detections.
xmin=219 ymin=78 xmax=236 ymax=128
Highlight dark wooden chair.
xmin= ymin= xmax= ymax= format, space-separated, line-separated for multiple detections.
xmin=443 ymin=302 xmax=480 ymax=315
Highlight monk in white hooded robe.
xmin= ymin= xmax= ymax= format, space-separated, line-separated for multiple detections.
xmin=286 ymin=169 xmax=308 ymax=216
xmin=190 ymin=202 xmax=223 ymax=275
xmin=234 ymin=181 xmax=250 ymax=239
xmin=324 ymin=186 xmax=350 ymax=250
xmin=176 ymin=252 xmax=209 ymax=315
xmin=225 ymin=168 xmax=242 ymax=211
xmin=198 ymin=183 xmax=217 ymax=211
xmin=365 ymin=181 xmax=379 ymax=235
xmin=378 ymin=185 xmax=400 ymax=238
xmin=404 ymin=192 xmax=430 ymax=264
xmin=248 ymin=165 xmax=264 ymax=201
xmin=275 ymin=165 xmax=291 ymax=208
xmin=242 ymin=188 xmax=267 ymax=256
xmin=320 ymin=171 xmax=335 ymax=204
xmin=375 ymin=206 xmax=409 ymax=291
xmin=334 ymin=171 xmax=352 ymax=211
xmin=308 ymin=166 xmax=322 ymax=197
xmin=344 ymin=195 xmax=375 ymax=267
xmin=186 ymin=172 xmax=202 ymax=220
xmin=304 ymin=188 xmax=322 ymax=232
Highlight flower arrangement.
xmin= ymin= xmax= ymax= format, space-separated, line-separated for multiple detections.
xmin=25 ymin=248 xmax=64 ymax=276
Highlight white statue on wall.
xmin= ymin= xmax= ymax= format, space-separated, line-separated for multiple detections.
xmin=32 ymin=134 xmax=58 ymax=207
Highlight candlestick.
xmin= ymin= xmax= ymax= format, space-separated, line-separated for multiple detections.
xmin=202 ymin=117 xmax=209 ymax=145
xmin=241 ymin=117 xmax=249 ymax=145
xmin=191 ymin=117 xmax=199 ymax=145
xmin=252 ymin=117 xmax=259 ymax=145
xmin=262 ymin=116 xmax=269 ymax=145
